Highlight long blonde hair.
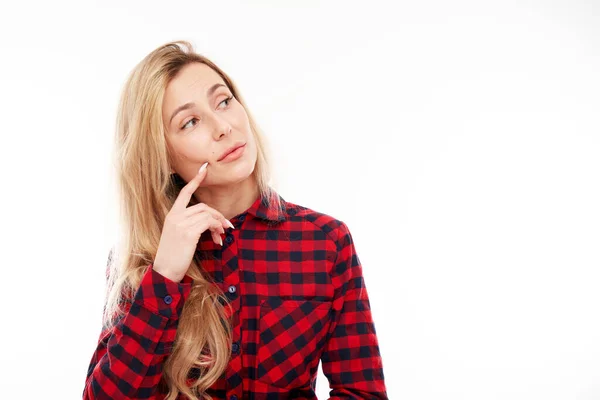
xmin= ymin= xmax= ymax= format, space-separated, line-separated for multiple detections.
xmin=101 ymin=40 xmax=283 ymax=400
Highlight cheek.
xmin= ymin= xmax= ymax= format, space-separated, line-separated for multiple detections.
xmin=175 ymin=138 xmax=212 ymax=163
xmin=232 ymin=104 xmax=251 ymax=126
xmin=245 ymin=135 xmax=258 ymax=158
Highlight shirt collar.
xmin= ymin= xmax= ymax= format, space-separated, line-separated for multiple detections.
xmin=241 ymin=186 xmax=288 ymax=224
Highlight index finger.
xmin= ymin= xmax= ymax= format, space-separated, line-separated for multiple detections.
xmin=172 ymin=162 xmax=208 ymax=210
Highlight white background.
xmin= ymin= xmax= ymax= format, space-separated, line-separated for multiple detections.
xmin=0 ymin=1 xmax=599 ymax=399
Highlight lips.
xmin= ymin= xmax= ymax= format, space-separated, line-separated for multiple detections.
xmin=218 ymin=143 xmax=245 ymax=161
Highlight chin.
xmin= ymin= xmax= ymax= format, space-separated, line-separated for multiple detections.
xmin=214 ymin=158 xmax=256 ymax=183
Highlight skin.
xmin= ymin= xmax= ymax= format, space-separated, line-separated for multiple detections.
xmin=161 ymin=62 xmax=260 ymax=221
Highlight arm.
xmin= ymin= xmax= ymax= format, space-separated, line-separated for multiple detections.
xmin=82 ymin=250 xmax=193 ymax=399
xmin=321 ymin=221 xmax=388 ymax=399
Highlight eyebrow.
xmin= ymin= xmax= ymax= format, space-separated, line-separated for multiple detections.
xmin=168 ymin=83 xmax=227 ymax=125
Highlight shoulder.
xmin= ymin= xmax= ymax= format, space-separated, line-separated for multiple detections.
xmin=282 ymin=200 xmax=363 ymax=289
xmin=281 ymin=199 xmax=353 ymax=251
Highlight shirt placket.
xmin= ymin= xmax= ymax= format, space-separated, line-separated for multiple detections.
xmin=221 ymin=224 xmax=243 ymax=400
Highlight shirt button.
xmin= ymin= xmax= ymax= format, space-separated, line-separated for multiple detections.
xmin=163 ymin=295 xmax=173 ymax=305
xmin=228 ymin=285 xmax=237 ymax=294
xmin=239 ymin=214 xmax=245 ymax=221
xmin=232 ymin=342 xmax=240 ymax=354
xmin=225 ymin=236 xmax=233 ymax=244
xmin=230 ymin=395 xmax=238 ymax=400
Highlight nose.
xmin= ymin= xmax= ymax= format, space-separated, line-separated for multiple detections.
xmin=209 ymin=113 xmax=232 ymax=139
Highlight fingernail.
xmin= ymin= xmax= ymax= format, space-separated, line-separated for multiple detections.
xmin=226 ymin=220 xmax=235 ymax=229
xmin=199 ymin=162 xmax=208 ymax=174
xmin=219 ymin=237 xmax=223 ymax=246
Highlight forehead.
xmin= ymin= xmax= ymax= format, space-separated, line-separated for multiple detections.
xmin=163 ymin=63 xmax=226 ymax=112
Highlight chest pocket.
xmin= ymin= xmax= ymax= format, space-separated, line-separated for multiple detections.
xmin=257 ymin=297 xmax=332 ymax=389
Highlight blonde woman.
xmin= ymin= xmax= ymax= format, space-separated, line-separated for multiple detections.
xmin=82 ymin=40 xmax=387 ymax=400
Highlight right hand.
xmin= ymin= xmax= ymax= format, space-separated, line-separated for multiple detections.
xmin=153 ymin=162 xmax=234 ymax=282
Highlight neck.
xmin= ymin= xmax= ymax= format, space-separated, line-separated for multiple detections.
xmin=193 ymin=174 xmax=260 ymax=221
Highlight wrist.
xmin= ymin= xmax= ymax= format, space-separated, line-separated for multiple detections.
xmin=152 ymin=264 xmax=182 ymax=283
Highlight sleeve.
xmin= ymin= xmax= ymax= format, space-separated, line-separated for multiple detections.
xmin=82 ymin=250 xmax=194 ymax=399
xmin=321 ymin=221 xmax=388 ymax=399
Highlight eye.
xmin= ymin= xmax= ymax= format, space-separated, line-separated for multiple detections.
xmin=219 ymin=95 xmax=233 ymax=109
xmin=181 ymin=117 xmax=198 ymax=130
xmin=179 ymin=96 xmax=233 ymax=131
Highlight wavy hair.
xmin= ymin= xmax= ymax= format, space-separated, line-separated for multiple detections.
xmin=101 ymin=40 xmax=283 ymax=400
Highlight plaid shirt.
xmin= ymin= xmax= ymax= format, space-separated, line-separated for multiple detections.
xmin=83 ymin=188 xmax=387 ymax=399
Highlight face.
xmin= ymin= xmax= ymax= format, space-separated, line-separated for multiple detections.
xmin=162 ymin=62 xmax=257 ymax=188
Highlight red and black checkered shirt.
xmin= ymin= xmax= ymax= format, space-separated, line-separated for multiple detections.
xmin=83 ymin=188 xmax=387 ymax=399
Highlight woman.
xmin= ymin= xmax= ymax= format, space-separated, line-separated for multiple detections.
xmin=83 ymin=40 xmax=387 ymax=400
